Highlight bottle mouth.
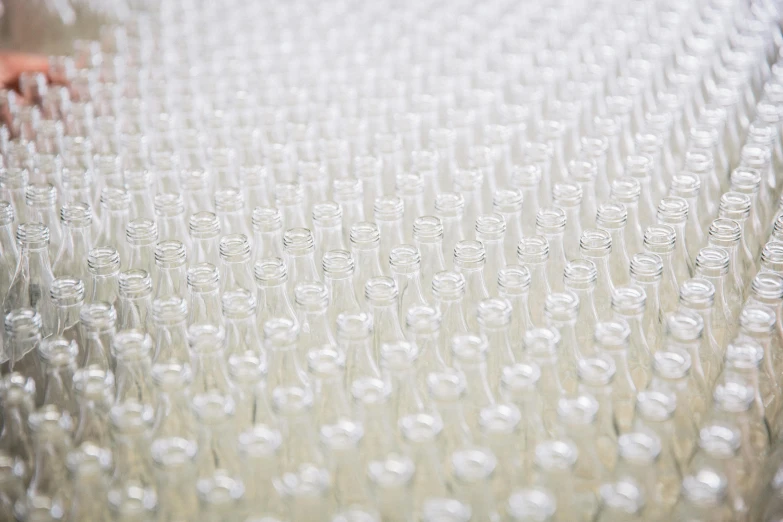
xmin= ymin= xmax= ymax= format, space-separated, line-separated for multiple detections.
xmin=556 ymin=394 xmax=599 ymax=426
xmin=643 ymin=224 xmax=676 ymax=254
xmin=297 ymin=161 xmax=326 ymax=182
xmin=404 ymin=305 xmax=441 ymax=335
xmin=253 ymin=257 xmax=288 ymax=285
xmin=730 ymin=167 xmax=762 ymax=194
xmin=312 ymin=202 xmax=342 ymax=227
xmin=332 ymin=177 xmax=363 ymax=201
xmin=739 ymin=305 xmax=776 ymax=335
xmin=695 ymin=247 xmax=730 ymax=277
xmin=39 ymin=336 xmax=79 ymax=365
xmin=535 ymin=207 xmax=567 ymax=234
xmin=580 ymin=228 xmax=612 ymax=257
xmin=0 ymin=166 xmax=29 ymax=188
xmin=111 ymin=329 xmax=153 ymax=361
xmin=389 ymin=244 xmax=421 ymax=273
xmin=239 ymin=165 xmax=267 ymax=186
xmin=426 ymin=369 xmax=466 ymax=401
xmin=50 ymin=276 xmax=85 ymax=305
xmin=220 ymin=233 xmax=252 ymax=261
xmin=152 ymin=296 xmax=189 ymax=324
xmin=453 ymin=168 xmax=484 ymax=192
xmin=630 ymin=253 xmax=663 ymax=283
xmin=432 ymin=270 xmax=466 ymax=300
xmin=99 ymin=187 xmax=131 ymax=210
xmin=322 ymin=250 xmax=354 ymax=278
xmin=533 ymin=439 xmax=577 ymax=472
xmin=750 ymin=272 xmax=783 ymax=303
xmin=634 ymin=132 xmax=662 ymax=155
xmin=186 ymin=263 xmax=220 ymax=292
xmin=679 ymin=279 xmax=715 ymax=310
xmin=725 ymin=340 xmax=764 ymax=370
xmin=596 ymin=202 xmax=628 ymax=230
xmin=718 ymin=192 xmax=751 ymax=220
xmin=552 ymin=182 xmax=583 ymax=208
xmin=475 ymin=214 xmax=507 ymax=241
xmin=453 ymin=240 xmax=486 ymax=269
xmin=497 ymin=265 xmax=532 ymax=295
xmin=250 ymin=207 xmax=282 ymax=233
xmin=187 ymin=324 xmax=226 ymax=354
xmin=16 ymin=222 xmax=50 ymax=249
xmin=566 ymin=158 xmax=598 ymax=183
xmin=594 ymin=320 xmax=631 ymax=350
xmin=656 ymin=196 xmax=689 ymax=224
xmin=214 ymin=188 xmax=244 ymax=213
xmin=4 ymin=308 xmax=42 ymax=341
xmin=707 ymin=218 xmax=741 ymax=247
xmin=492 ymin=189 xmax=524 ymax=214
xmin=476 ymin=298 xmax=513 ymax=329
xmin=274 ymin=181 xmax=304 ymax=206
xmin=635 ymin=390 xmax=676 ymax=422
xmin=412 ymin=216 xmax=444 ymax=242
xmin=740 ymin=143 xmax=772 ymax=169
xmin=610 ymin=177 xmax=641 ymax=203
xmin=125 ymin=218 xmax=158 ymax=246
xmin=154 ymin=192 xmax=186 ymax=217
xmin=395 ymin=173 xmax=424 ymax=197
xmin=665 ymin=310 xmax=703 ymax=343
xmin=25 ymin=183 xmax=57 ymax=208
xmin=354 ymin=155 xmax=383 ymax=178
xmin=87 ymin=246 xmax=122 ymax=275
xmin=577 ymin=354 xmax=616 ymax=387
xmin=349 ymin=222 xmax=381 ymax=248
xmin=221 ymin=289 xmax=257 ymax=320
xmin=434 ymin=192 xmax=466 ymax=217
xmin=283 ymin=227 xmax=315 ymax=256
xmin=564 ymin=259 xmax=598 ymax=289
xmin=364 ymin=276 xmax=398 ymax=305
xmin=624 ymin=154 xmax=653 ymax=180
xmin=544 ymin=291 xmax=580 ymax=322
xmin=79 ymin=301 xmax=117 ymax=330
xmin=294 ymin=282 xmax=329 ymax=311
xmin=336 ymin=312 xmax=373 ymax=341
xmin=517 ymin=235 xmax=550 ymax=264
xmin=510 ymin=164 xmax=542 ymax=188
xmin=669 ymin=172 xmax=701 ymax=198
xmin=155 ymin=240 xmax=187 ymax=268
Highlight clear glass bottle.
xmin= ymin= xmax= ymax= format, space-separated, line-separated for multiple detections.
xmin=46 ymin=276 xmax=83 ymax=343
xmin=189 ymin=211 xmax=221 ymax=267
xmin=568 ymin=158 xmax=599 ymax=231
xmin=237 ymin=425 xmax=285 ymax=520
xmin=453 ymin=240 xmax=490 ymax=332
xmin=536 ymin=207 xmax=568 ymax=292
xmin=151 ymin=296 xmax=192 ymax=379
xmin=275 ymin=181 xmax=307 ymax=231
xmin=563 ymin=259 xmax=599 ymax=351
xmin=510 ymin=164 xmax=542 ymax=238
xmin=39 ymin=336 xmax=79 ymax=422
xmin=672 ymin=469 xmax=733 ymax=521
xmin=506 ymin=487 xmax=557 ymax=522
xmin=553 ymin=182 xmax=583 ymax=262
xmin=250 ymin=207 xmax=283 ymax=263
xmin=155 ymin=192 xmax=191 ymax=245
xmin=66 ymin=447 xmax=112 ymax=522
xmin=154 ymin=240 xmax=187 ymax=300
xmin=24 ymin=184 xmax=60 ymax=260
xmin=219 ymin=233 xmax=254 ymax=295
xmin=434 ymin=192 xmax=467 ymax=268
xmin=629 ymin=253 xmax=665 ymax=367
xmin=426 ymin=370 xmax=473 ymax=458
xmin=595 ymin=203 xmax=631 ymax=288
xmin=338 ymin=312 xmax=381 ymax=387
xmin=112 ymin=329 xmax=158 ymax=420
xmin=493 ymin=189 xmax=525 ymax=264
xmin=21 ymin=406 xmax=73 ymax=522
xmin=4 ymin=223 xmax=54 ymax=317
xmin=333 ymin=177 xmax=366 ymax=242
xmin=413 ymin=216 xmax=447 ymax=303
xmin=95 ymin=187 xmax=131 ymax=259
xmin=657 ymin=196 xmax=694 ymax=283
xmin=368 ymin=453 xmax=416 ymax=522
xmin=679 ymin=278 xmax=725 ymax=384
xmin=150 ymin=431 xmax=199 ymax=522
xmin=730 ymin=167 xmax=765 ymax=255
xmin=396 ymin=173 xmax=426 ymax=243
xmin=0 ymin=373 xmax=35 ymax=485
xmin=449 ymin=447 xmax=500 ymax=522
xmin=694 ymin=246 xmax=740 ymax=328
xmin=77 ymin=301 xmax=115 ymax=372
xmin=214 ymin=188 xmax=248 ymax=237
xmin=718 ymin=192 xmax=757 ymax=282
xmin=610 ymin=177 xmax=644 ymax=256
xmin=312 ymin=201 xmax=346 ymax=269
xmin=475 ymin=214 xmax=507 ymax=296
xmin=254 ymin=257 xmax=298 ymax=329
xmin=86 ymin=245 xmax=120 ymax=310
xmin=453 ymin=168 xmax=485 ymax=236
xmin=580 ymin=228 xmax=616 ymax=319
xmin=295 ymin=282 xmax=337 ymax=356
xmin=669 ymin=172 xmax=705 ymax=261
xmin=532 ymin=439 xmax=579 ymax=522
xmin=350 ymin=222 xmax=385 ymax=304
xmin=643 ymin=225 xmax=680 ymax=315
xmin=3 ymin=308 xmax=45 ymax=405
xmin=264 ymin=317 xmax=309 ymax=395
xmin=544 ymin=291 xmax=582 ymax=395
xmin=516 ymin=236 xmax=551 ymax=327
xmin=0 ymin=202 xmax=17 ymax=297
xmin=623 ymin=155 xmax=656 ymax=228
xmin=125 ymin=218 xmax=158 ymax=286
xmin=365 ymin=277 xmax=406 ymax=364
xmin=283 ymin=228 xmax=321 ymax=296
xmin=389 ymin=245 xmax=429 ymax=321
xmin=322 ymin=250 xmax=362 ymax=326
xmin=71 ymin=366 xmax=114 ymax=472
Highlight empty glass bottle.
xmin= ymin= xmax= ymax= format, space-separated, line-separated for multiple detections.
xmin=679 ymin=278 xmax=725 ymax=384
xmin=189 ymin=211 xmax=222 ymax=267
xmin=86 ymin=245 xmax=120 ymax=309
xmin=643 ymin=225 xmax=680 ymax=314
xmin=251 ymin=207 xmax=283 ymax=263
xmin=0 ymin=373 xmax=35 ymax=485
xmin=672 ymin=469 xmax=733 ymax=521
xmin=657 ymin=196 xmax=694 ymax=282
xmin=493 ymin=189 xmax=525 ymax=264
xmin=669 ymin=171 xmax=705 ymax=261
xmin=413 ymin=216 xmax=447 ymax=303
xmin=322 ymin=250 xmax=362 ymax=326
xmin=125 ymin=219 xmax=158 ymax=285
xmin=610 ymin=177 xmax=644 ymax=255
xmin=475 ymin=214 xmax=507 ymax=296
xmin=595 ymin=203 xmax=631 ymax=287
xmin=154 ymin=240 xmax=187 ymax=300
xmin=350 ymin=222 xmax=385 ymax=303
xmin=536 ymin=207 xmax=568 ymax=292
xmin=517 ymin=236 xmax=551 ymax=327
xmin=254 ymin=257 xmax=297 ymax=329
xmin=695 ymin=246 xmax=740 ymax=326
xmin=4 ymin=223 xmax=54 ymax=318
xmin=435 ymin=193 xmax=467 ymax=266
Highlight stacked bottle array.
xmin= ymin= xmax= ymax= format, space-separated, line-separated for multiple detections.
xmin=2 ymin=0 xmax=783 ymax=520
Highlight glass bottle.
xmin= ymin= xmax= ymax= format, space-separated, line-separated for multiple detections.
xmin=186 ymin=263 xmax=222 ymax=329
xmin=730 ymin=167 xmax=765 ymax=255
xmin=453 ymin=240 xmax=490 ymax=332
xmin=544 ymin=291 xmax=582 ymax=395
xmin=475 ymin=214 xmax=507 ymax=296
xmin=568 ymin=158 xmax=599 ymax=231
xmin=657 ymin=196 xmax=694 ymax=282
xmin=219 ymin=233 xmax=254 ymax=295
xmin=450 ymin=334 xmax=496 ymax=431
xmin=718 ymin=192 xmax=757 ymax=281
xmin=66 ymin=447 xmax=112 ymax=522
xmin=596 ymin=203 xmax=631 ymax=287
xmin=563 ymin=259 xmax=599 ymax=351
xmin=350 ymin=222 xmax=385 ymax=304
xmin=532 ymin=439 xmax=579 ymax=522
xmin=0 ymin=167 xmax=28 ymax=221
xmin=368 ymin=453 xmax=416 ymax=522
xmin=434 ymin=192 xmax=466 ymax=268
xmin=4 ymin=308 xmax=45 ymax=405
xmin=86 ymin=246 xmax=120 ymax=310
xmin=669 ymin=171 xmax=705 ymax=261
xmin=264 ymin=317 xmax=309 ymax=395
xmin=189 ymin=211 xmax=221 ymax=266
xmin=510 ymin=164 xmax=542 ymax=238
xmin=214 ymin=188 xmax=248 ymax=237
xmin=237 ymin=425 xmax=285 ymax=520
xmin=333 ymin=177 xmax=365 ymax=242
xmin=694 ymin=246 xmax=740 ymax=328
xmin=623 ymin=155 xmax=656 ymax=228
xmin=112 ymin=329 xmax=157 ymax=420
xmin=295 ymin=282 xmax=337 ymax=356
xmin=536 ymin=207 xmax=568 ymax=292
xmin=39 ymin=336 xmax=79 ymax=422
xmin=4 ymin=223 xmax=54 ymax=317
xmin=610 ymin=177 xmax=644 ymax=255
xmin=251 ymin=207 xmax=283 ymax=263
xmin=24 ymin=184 xmax=60 ymax=259
xmin=506 ymin=487 xmax=557 ymax=522
xmin=21 ymin=406 xmax=73 ymax=522
xmin=643 ymin=225 xmax=680 ymax=315
xmin=151 ymin=296 xmax=192 ymax=379
xmin=154 ymin=240 xmax=187 ymax=300
xmin=77 ymin=302 xmax=115 ymax=372
xmin=493 ymin=189 xmax=525 ymax=264
xmin=150 ymin=432 xmax=199 ymax=522
xmin=365 ymin=277 xmax=405 ymax=364
xmin=396 ymin=173 xmax=426 ymax=242
xmin=312 ymin=201 xmax=346 ymax=269
xmin=95 ymin=188 xmax=131 ymax=259
xmin=413 ymin=216 xmax=447 ymax=303
xmin=389 ymin=245 xmax=429 ymax=322
xmin=593 ymin=478 xmax=645 ymax=521
xmin=672 ymin=469 xmax=733 ymax=521
xmin=254 ymin=257 xmax=297 ymax=329
xmin=283 ymin=228 xmax=321 ymax=296
xmin=322 ymin=250 xmax=362 ymax=326
xmin=71 ymin=367 xmax=114 ymax=472
xmin=275 ymin=181 xmax=307 ymax=231
xmin=679 ymin=278 xmax=725 ymax=384
xmin=154 ymin=192 xmax=190 ymax=245
xmin=580 ymin=228 xmax=616 ymax=319
xmin=553 ymin=182 xmax=583 ymax=261
xmin=517 ymin=236 xmax=551 ymax=327
xmin=47 ymin=276 xmax=83 ymax=343
xmin=0 ymin=373 xmax=35 ymax=485
xmin=125 ymin=219 xmax=158 ymax=285
xmin=0 ymin=202 xmax=17 ymax=298
xmin=707 ymin=218 xmax=746 ymax=306
xmin=117 ymin=269 xmax=153 ymax=335
xmin=453 ymin=168 xmax=485 ymax=236
xmin=449 ymin=447 xmax=500 ymax=522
